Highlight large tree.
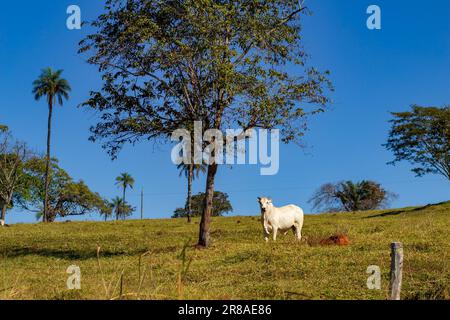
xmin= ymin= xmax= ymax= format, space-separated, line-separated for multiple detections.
xmin=19 ymin=157 xmax=110 ymax=222
xmin=172 ymin=191 xmax=232 ymax=218
xmin=80 ymin=0 xmax=332 ymax=247
xmin=385 ymin=105 xmax=450 ymax=180
xmin=309 ymin=180 xmax=396 ymax=212
xmin=32 ymin=68 xmax=71 ymax=222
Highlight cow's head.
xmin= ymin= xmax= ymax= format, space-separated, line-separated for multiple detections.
xmin=257 ymin=197 xmax=272 ymax=213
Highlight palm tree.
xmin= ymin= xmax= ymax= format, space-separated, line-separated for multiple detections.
xmin=32 ymin=68 xmax=71 ymax=222
xmin=115 ymin=172 xmax=134 ymax=220
xmin=336 ymin=181 xmax=376 ymax=212
xmin=336 ymin=181 xmax=362 ymax=211
xmin=309 ymin=180 xmax=393 ymax=212
xmin=110 ymin=196 xmax=124 ymax=221
xmin=177 ymin=163 xmax=206 ymax=223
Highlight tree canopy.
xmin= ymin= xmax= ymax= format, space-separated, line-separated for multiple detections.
xmin=385 ymin=105 xmax=450 ymax=180
xmin=110 ymin=196 xmax=135 ymax=220
xmin=32 ymin=68 xmax=71 ymax=106
xmin=80 ymin=0 xmax=332 ymax=152
xmin=115 ymin=173 xmax=135 ymax=191
xmin=309 ymin=180 xmax=396 ymax=212
xmin=172 ymin=191 xmax=232 ymax=218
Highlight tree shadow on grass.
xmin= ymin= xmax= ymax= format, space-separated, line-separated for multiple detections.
xmin=365 ymin=201 xmax=449 ymax=219
xmin=1 ymin=247 xmax=149 ymax=260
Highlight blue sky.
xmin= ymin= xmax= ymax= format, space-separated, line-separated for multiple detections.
xmin=0 ymin=0 xmax=449 ymax=223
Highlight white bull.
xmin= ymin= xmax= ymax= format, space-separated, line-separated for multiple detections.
xmin=257 ymin=197 xmax=304 ymax=242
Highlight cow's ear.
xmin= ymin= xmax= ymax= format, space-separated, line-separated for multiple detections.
xmin=257 ymin=197 xmax=261 ymax=202
xmin=268 ymin=198 xmax=272 ymax=203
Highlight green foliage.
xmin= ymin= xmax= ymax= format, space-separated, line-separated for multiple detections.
xmin=177 ymin=163 xmax=206 ymax=180
xmin=115 ymin=173 xmax=135 ymax=192
xmin=309 ymin=180 xmax=396 ymax=212
xmin=19 ymin=157 xmax=111 ymax=221
xmin=110 ymin=196 xmax=135 ymax=220
xmin=79 ymin=0 xmax=332 ymax=157
xmin=32 ymin=68 xmax=71 ymax=106
xmin=172 ymin=191 xmax=232 ymax=218
xmin=385 ymin=105 xmax=450 ymax=179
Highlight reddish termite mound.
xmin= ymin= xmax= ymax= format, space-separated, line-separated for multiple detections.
xmin=319 ymin=234 xmax=350 ymax=246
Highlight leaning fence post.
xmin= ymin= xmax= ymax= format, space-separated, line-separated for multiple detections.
xmin=389 ymin=242 xmax=403 ymax=300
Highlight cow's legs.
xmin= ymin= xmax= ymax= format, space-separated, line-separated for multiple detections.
xmin=272 ymin=227 xmax=278 ymax=241
xmin=294 ymin=224 xmax=302 ymax=241
xmin=291 ymin=226 xmax=296 ymax=235
xmin=263 ymin=229 xmax=269 ymax=242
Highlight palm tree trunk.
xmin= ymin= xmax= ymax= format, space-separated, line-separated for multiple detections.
xmin=43 ymin=100 xmax=53 ymax=223
xmin=120 ymin=186 xmax=126 ymax=220
xmin=186 ymin=164 xmax=193 ymax=223
xmin=197 ymin=164 xmax=217 ymax=248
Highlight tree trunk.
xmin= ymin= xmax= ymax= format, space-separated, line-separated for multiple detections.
xmin=1 ymin=203 xmax=7 ymax=222
xmin=122 ymin=186 xmax=126 ymax=220
xmin=43 ymin=100 xmax=53 ymax=223
xmin=186 ymin=164 xmax=193 ymax=223
xmin=197 ymin=164 xmax=217 ymax=248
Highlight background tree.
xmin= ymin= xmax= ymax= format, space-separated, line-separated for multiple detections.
xmin=80 ymin=0 xmax=332 ymax=247
xmin=102 ymin=202 xmax=114 ymax=221
xmin=385 ymin=105 xmax=450 ymax=180
xmin=172 ymin=191 xmax=232 ymax=218
xmin=309 ymin=180 xmax=396 ymax=212
xmin=0 ymin=130 xmax=32 ymax=224
xmin=178 ymin=162 xmax=207 ymax=223
xmin=110 ymin=197 xmax=123 ymax=221
xmin=115 ymin=172 xmax=135 ymax=220
xmin=110 ymin=196 xmax=134 ymax=220
xmin=32 ymin=68 xmax=71 ymax=222
xmin=18 ymin=157 xmax=110 ymax=222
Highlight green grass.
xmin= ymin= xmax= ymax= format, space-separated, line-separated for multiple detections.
xmin=1 ymin=202 xmax=449 ymax=300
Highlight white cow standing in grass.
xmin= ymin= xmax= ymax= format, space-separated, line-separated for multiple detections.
xmin=258 ymin=197 xmax=304 ymax=242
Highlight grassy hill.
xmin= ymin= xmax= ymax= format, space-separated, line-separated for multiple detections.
xmin=0 ymin=202 xmax=449 ymax=300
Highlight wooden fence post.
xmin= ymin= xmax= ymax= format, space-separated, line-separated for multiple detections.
xmin=389 ymin=242 xmax=403 ymax=300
